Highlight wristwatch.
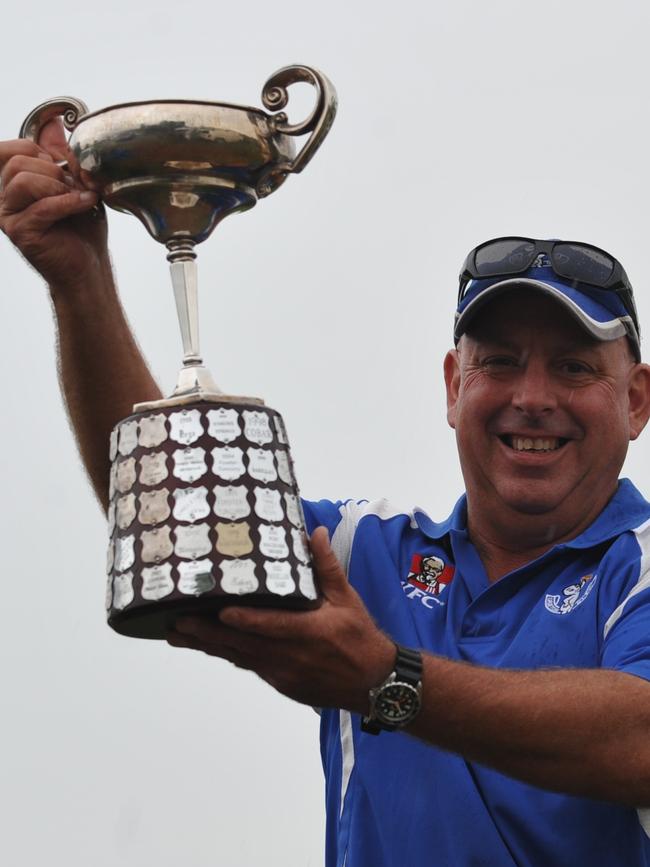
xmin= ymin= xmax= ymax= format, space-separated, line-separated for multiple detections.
xmin=361 ymin=644 xmax=423 ymax=734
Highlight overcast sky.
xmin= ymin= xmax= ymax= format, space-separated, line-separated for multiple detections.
xmin=3 ymin=1 xmax=650 ymax=864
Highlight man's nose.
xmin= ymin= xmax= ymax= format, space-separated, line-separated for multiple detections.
xmin=511 ymin=362 xmax=558 ymax=414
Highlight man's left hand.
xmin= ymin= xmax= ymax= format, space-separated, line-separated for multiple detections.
xmin=167 ymin=527 xmax=395 ymax=714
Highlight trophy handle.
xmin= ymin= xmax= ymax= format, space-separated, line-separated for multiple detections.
xmin=257 ymin=65 xmax=337 ymax=197
xmin=19 ymin=97 xmax=89 ymax=156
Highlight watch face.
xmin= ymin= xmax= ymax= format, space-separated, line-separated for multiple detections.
xmin=375 ymin=681 xmax=421 ymax=726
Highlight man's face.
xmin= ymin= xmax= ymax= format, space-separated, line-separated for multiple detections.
xmin=445 ymin=291 xmax=650 ymax=539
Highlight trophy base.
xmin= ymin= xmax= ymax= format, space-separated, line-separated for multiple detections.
xmin=109 ymin=592 xmax=319 ymax=640
xmin=107 ymin=399 xmax=319 ymax=640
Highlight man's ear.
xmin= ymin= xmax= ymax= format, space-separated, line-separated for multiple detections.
xmin=628 ymin=363 xmax=650 ymax=440
xmin=444 ymin=349 xmax=461 ymax=430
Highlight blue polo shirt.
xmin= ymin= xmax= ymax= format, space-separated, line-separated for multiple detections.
xmin=303 ymin=479 xmax=650 ymax=867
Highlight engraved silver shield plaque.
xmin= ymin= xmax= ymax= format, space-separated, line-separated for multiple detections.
xmin=105 ymin=573 xmax=113 ymax=610
xmin=220 ymin=558 xmax=259 ymax=595
xmin=116 ymin=458 xmax=137 ymax=493
xmin=247 ymin=448 xmax=277 ymax=483
xmin=113 ymin=571 xmax=135 ymax=610
xmin=212 ymin=446 xmax=245 ymax=481
xmin=109 ymin=428 xmax=118 ymax=461
xmin=172 ymin=447 xmax=208 ymax=483
xmin=107 ymin=501 xmax=116 ymax=535
xmin=141 ymin=563 xmax=175 ymax=601
xmin=291 ymin=528 xmax=310 ymax=564
xmin=172 ymin=486 xmax=210 ymax=522
xmin=138 ymin=488 xmax=171 ymax=525
xmin=298 ymin=564 xmax=317 ymax=599
xmin=118 ymin=420 xmax=139 ymax=456
xmin=213 ymin=484 xmax=251 ymax=520
xmin=169 ymin=409 xmax=204 ymax=445
xmin=207 ymin=407 xmax=241 ymax=443
xmin=264 ymin=561 xmax=295 ymax=596
xmin=273 ymin=415 xmax=288 ymax=445
xmin=174 ymin=523 xmax=212 ymax=559
xmin=141 ymin=526 xmax=174 ymax=563
xmin=116 ymin=493 xmax=137 ymax=530
xmin=215 ymin=521 xmax=254 ymax=557
xmin=106 ymin=540 xmax=115 ymax=573
xmin=253 ymin=486 xmax=284 ymax=522
xmin=139 ymin=413 xmax=168 ymax=448
xmin=115 ymin=535 xmax=136 ymax=572
xmin=284 ymin=492 xmax=303 ymax=528
xmin=109 ymin=462 xmax=117 ymax=500
xmin=243 ymin=410 xmax=273 ymax=445
xmin=139 ymin=451 xmax=169 ymax=487
xmin=259 ymin=524 xmax=289 ymax=559
xmin=275 ymin=450 xmax=293 ymax=484
xmin=178 ymin=560 xmax=216 ymax=596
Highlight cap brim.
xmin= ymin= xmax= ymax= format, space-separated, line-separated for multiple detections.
xmin=454 ymin=277 xmax=639 ymax=355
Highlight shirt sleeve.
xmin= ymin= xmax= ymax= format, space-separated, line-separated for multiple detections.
xmin=301 ymin=498 xmax=370 ymax=575
xmin=302 ymin=499 xmax=350 ymax=539
xmin=600 ymin=529 xmax=650 ymax=683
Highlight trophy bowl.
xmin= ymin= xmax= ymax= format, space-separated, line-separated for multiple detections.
xmin=21 ymin=65 xmax=337 ymax=639
xmin=20 ymin=65 xmax=336 ymax=245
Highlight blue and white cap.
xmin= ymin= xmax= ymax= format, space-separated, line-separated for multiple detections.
xmin=454 ymin=257 xmax=641 ymax=361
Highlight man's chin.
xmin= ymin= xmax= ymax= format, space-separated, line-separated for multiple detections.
xmin=497 ymin=486 xmax=567 ymax=516
xmin=507 ymin=499 xmax=562 ymax=516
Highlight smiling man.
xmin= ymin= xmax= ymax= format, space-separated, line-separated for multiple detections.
xmin=3 ymin=129 xmax=650 ymax=865
xmin=449 ymin=284 xmax=645 ymax=573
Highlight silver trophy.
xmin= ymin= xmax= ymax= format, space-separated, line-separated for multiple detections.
xmin=21 ymin=65 xmax=337 ymax=639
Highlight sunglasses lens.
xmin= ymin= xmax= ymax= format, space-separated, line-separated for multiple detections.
xmin=474 ymin=239 xmax=536 ymax=277
xmin=552 ymin=244 xmax=614 ymax=286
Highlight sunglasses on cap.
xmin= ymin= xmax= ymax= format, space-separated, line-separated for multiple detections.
xmin=458 ymin=236 xmax=640 ymax=338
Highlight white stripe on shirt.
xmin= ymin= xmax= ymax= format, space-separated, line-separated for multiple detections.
xmin=604 ymin=517 xmax=650 ymax=640
xmin=330 ymin=499 xmax=418 ymax=575
xmin=339 ymin=709 xmax=354 ymax=817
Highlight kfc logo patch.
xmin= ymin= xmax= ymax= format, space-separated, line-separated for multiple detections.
xmin=406 ymin=553 xmax=455 ymax=596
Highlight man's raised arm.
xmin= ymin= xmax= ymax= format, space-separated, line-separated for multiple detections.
xmin=0 ymin=121 xmax=161 ymax=510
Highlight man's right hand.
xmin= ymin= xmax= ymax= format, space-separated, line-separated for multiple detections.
xmin=0 ymin=118 xmax=106 ymax=292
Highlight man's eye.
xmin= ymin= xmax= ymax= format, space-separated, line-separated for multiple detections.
xmin=483 ymin=356 xmax=517 ymax=368
xmin=560 ymin=360 xmax=591 ymax=374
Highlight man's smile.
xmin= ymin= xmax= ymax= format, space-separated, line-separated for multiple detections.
xmin=499 ymin=434 xmax=570 ymax=452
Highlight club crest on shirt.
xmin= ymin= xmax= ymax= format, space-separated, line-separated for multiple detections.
xmin=406 ymin=553 xmax=455 ymax=596
xmin=544 ymin=573 xmax=597 ymax=615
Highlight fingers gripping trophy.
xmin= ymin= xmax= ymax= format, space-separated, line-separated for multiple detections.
xmin=21 ymin=66 xmax=337 ymax=639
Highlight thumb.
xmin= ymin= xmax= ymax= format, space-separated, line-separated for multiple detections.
xmin=37 ymin=118 xmax=68 ymax=162
xmin=310 ymin=526 xmax=350 ymax=603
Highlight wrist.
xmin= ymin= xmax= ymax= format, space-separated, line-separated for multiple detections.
xmin=357 ymin=635 xmax=397 ymax=715
xmin=48 ymin=248 xmax=115 ymax=305
xmin=361 ymin=644 xmax=424 ymax=734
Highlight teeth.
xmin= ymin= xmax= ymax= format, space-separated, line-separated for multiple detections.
xmin=512 ymin=436 xmax=561 ymax=452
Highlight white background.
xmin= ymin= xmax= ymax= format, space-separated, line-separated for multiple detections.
xmin=2 ymin=1 xmax=650 ymax=864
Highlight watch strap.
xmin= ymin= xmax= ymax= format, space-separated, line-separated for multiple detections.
xmin=360 ymin=715 xmax=384 ymax=735
xmin=394 ymin=645 xmax=422 ymax=686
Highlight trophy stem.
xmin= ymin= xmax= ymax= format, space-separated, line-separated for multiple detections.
xmin=165 ymin=238 xmax=222 ymax=402
xmin=167 ymin=239 xmax=202 ymax=366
